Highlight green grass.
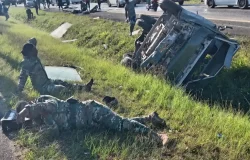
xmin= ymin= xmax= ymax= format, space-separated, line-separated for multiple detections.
xmin=0 ymin=8 xmax=250 ymax=159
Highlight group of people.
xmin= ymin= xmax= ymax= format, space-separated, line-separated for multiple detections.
xmin=9 ymin=37 xmax=169 ymax=146
xmin=0 ymin=2 xmax=10 ymax=21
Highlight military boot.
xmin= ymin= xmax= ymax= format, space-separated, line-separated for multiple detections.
xmin=78 ymin=78 xmax=94 ymax=92
xmin=149 ymin=112 xmax=166 ymax=128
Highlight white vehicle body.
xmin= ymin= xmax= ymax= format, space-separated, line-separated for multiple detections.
xmin=71 ymin=0 xmax=81 ymax=3
xmin=25 ymin=0 xmax=35 ymax=7
xmin=204 ymin=0 xmax=250 ymax=8
xmin=108 ymin=0 xmax=126 ymax=7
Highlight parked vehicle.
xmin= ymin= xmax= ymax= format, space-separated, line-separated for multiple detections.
xmin=204 ymin=0 xmax=249 ymax=9
xmin=107 ymin=0 xmax=125 ymax=7
xmin=121 ymin=0 xmax=239 ymax=87
xmin=146 ymin=0 xmax=158 ymax=11
xmin=71 ymin=0 xmax=81 ymax=4
xmin=1 ymin=0 xmax=17 ymax=5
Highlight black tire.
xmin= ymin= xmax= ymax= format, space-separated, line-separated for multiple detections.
xmin=207 ymin=0 xmax=215 ymax=8
xmin=178 ymin=0 xmax=184 ymax=5
xmin=137 ymin=19 xmax=152 ymax=32
xmin=108 ymin=2 xmax=111 ymax=7
xmin=139 ymin=14 xmax=157 ymax=25
xmin=160 ymin=0 xmax=182 ymax=16
xmin=238 ymin=0 xmax=248 ymax=9
xmin=228 ymin=5 xmax=233 ymax=7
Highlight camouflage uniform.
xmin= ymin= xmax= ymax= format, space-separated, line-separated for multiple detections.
xmin=18 ymin=56 xmax=87 ymax=97
xmin=26 ymin=95 xmax=158 ymax=137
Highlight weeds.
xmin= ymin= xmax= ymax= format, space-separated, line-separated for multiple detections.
xmin=0 ymin=9 xmax=249 ymax=159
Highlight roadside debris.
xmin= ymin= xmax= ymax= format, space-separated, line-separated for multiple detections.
xmin=93 ymin=17 xmax=100 ymax=20
xmin=1 ymin=109 xmax=32 ymax=133
xmin=62 ymin=39 xmax=77 ymax=43
xmin=103 ymin=44 xmax=108 ymax=49
xmin=132 ymin=29 xmax=141 ymax=36
xmin=121 ymin=0 xmax=240 ymax=87
xmin=50 ymin=22 xmax=72 ymax=39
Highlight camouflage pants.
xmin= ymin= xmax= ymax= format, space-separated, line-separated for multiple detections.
xmin=44 ymin=79 xmax=83 ymax=96
xmin=76 ymin=100 xmax=155 ymax=136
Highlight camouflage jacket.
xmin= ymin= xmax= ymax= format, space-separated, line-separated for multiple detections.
xmin=18 ymin=56 xmax=50 ymax=93
xmin=28 ymin=95 xmax=104 ymax=131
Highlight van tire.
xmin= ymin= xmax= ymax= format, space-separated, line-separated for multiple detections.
xmin=238 ymin=0 xmax=248 ymax=8
xmin=137 ymin=19 xmax=152 ymax=32
xmin=160 ymin=0 xmax=182 ymax=16
xmin=207 ymin=0 xmax=215 ymax=8
xmin=139 ymin=14 xmax=157 ymax=25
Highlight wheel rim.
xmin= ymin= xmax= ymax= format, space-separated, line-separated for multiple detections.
xmin=208 ymin=0 xmax=213 ymax=6
xmin=239 ymin=0 xmax=245 ymax=6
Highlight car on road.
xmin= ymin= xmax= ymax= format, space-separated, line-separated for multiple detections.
xmin=25 ymin=0 xmax=35 ymax=7
xmin=107 ymin=0 xmax=126 ymax=7
xmin=121 ymin=0 xmax=239 ymax=87
xmin=204 ymin=0 xmax=249 ymax=9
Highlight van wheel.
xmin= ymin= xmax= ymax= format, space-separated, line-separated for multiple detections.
xmin=139 ymin=14 xmax=157 ymax=25
xmin=160 ymin=0 xmax=182 ymax=16
xmin=207 ymin=0 xmax=215 ymax=8
xmin=238 ymin=0 xmax=248 ymax=8
xmin=179 ymin=0 xmax=184 ymax=5
xmin=137 ymin=19 xmax=152 ymax=33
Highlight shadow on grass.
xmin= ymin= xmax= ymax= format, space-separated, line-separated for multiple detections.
xmin=187 ymin=66 xmax=250 ymax=113
xmin=0 ymin=52 xmax=20 ymax=70
xmin=0 ymin=75 xmax=17 ymax=101
xmin=0 ymin=22 xmax=10 ymax=34
xmin=35 ymin=128 xmax=163 ymax=160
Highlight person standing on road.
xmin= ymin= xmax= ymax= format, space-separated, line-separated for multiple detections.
xmin=85 ymin=0 xmax=90 ymax=11
xmin=34 ymin=0 xmax=39 ymax=15
xmin=37 ymin=0 xmax=41 ymax=9
xmin=125 ymin=0 xmax=136 ymax=36
xmin=97 ymin=0 xmax=101 ymax=10
xmin=0 ymin=2 xmax=3 ymax=14
xmin=2 ymin=3 xmax=10 ymax=21
xmin=58 ymin=0 xmax=63 ymax=10
xmin=46 ymin=0 xmax=51 ymax=8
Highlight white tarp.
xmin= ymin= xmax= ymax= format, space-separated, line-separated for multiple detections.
xmin=44 ymin=66 xmax=82 ymax=82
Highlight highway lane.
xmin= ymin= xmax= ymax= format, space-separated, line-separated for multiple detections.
xmin=15 ymin=2 xmax=250 ymax=36
xmin=16 ymin=2 xmax=250 ymax=22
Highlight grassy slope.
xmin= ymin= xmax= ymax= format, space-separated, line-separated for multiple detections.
xmin=0 ymin=8 xmax=249 ymax=159
xmin=11 ymin=8 xmax=250 ymax=112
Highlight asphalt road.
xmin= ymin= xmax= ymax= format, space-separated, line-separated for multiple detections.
xmin=16 ymin=2 xmax=250 ymax=36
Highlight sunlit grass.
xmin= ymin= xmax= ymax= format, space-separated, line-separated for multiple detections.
xmin=0 ymin=8 xmax=249 ymax=159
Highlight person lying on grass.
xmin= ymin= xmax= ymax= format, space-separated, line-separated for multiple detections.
xmin=16 ymin=95 xmax=169 ymax=146
xmin=17 ymin=40 xmax=94 ymax=97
